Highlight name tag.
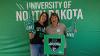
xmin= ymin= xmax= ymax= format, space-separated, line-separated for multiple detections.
xmin=57 ymin=29 xmax=60 ymax=33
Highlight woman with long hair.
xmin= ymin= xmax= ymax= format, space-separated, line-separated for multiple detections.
xmin=29 ymin=12 xmax=48 ymax=56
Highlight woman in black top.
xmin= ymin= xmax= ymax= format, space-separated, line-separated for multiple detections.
xmin=29 ymin=12 xmax=48 ymax=56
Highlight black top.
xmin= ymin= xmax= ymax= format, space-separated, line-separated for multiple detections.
xmin=30 ymin=22 xmax=46 ymax=44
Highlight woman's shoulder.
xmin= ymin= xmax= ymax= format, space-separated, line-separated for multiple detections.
xmin=59 ymin=23 xmax=66 ymax=27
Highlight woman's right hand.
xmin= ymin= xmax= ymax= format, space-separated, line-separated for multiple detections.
xmin=29 ymin=32 xmax=34 ymax=39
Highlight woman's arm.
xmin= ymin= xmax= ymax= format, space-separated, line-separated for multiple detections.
xmin=29 ymin=32 xmax=35 ymax=39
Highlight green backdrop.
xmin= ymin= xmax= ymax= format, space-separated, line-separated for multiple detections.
xmin=0 ymin=0 xmax=100 ymax=56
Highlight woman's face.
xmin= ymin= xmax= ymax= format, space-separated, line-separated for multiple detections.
xmin=40 ymin=13 xmax=47 ymax=23
xmin=51 ymin=15 xmax=58 ymax=25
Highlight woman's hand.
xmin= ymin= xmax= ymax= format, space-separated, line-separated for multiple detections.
xmin=29 ymin=32 xmax=34 ymax=39
xmin=42 ymin=39 xmax=44 ymax=43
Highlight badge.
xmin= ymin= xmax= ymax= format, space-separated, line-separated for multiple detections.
xmin=57 ymin=28 xmax=60 ymax=33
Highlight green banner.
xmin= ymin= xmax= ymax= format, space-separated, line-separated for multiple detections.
xmin=0 ymin=0 xmax=100 ymax=56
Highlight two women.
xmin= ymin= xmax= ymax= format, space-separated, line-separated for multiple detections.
xmin=29 ymin=12 xmax=67 ymax=56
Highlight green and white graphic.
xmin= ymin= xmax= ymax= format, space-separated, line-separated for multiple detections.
xmin=16 ymin=0 xmax=84 ymax=38
xmin=44 ymin=34 xmax=65 ymax=55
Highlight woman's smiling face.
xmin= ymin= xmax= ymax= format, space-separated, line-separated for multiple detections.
xmin=40 ymin=13 xmax=47 ymax=23
xmin=51 ymin=15 xmax=58 ymax=26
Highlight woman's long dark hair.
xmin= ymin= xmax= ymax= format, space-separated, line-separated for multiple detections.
xmin=39 ymin=12 xmax=48 ymax=27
